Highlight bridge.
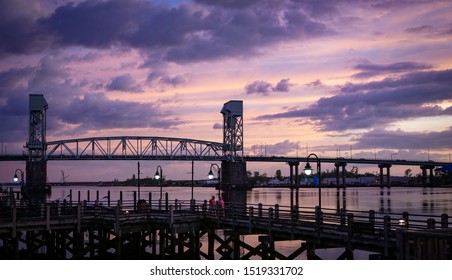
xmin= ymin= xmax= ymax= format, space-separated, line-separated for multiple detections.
xmin=1 ymin=94 xmax=449 ymax=192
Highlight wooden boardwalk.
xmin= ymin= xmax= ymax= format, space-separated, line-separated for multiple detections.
xmin=0 ymin=194 xmax=451 ymax=260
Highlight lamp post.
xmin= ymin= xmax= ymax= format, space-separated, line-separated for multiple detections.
xmin=154 ymin=165 xmax=163 ymax=200
xmin=304 ymin=153 xmax=321 ymax=210
xmin=13 ymin=168 xmax=25 ymax=188
xmin=137 ymin=162 xmax=141 ymax=200
xmin=208 ymin=163 xmax=221 ymax=199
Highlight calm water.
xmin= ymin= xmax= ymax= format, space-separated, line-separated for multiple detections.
xmin=48 ymin=185 xmax=452 ymax=217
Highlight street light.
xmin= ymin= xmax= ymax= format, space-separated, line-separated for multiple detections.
xmin=304 ymin=153 xmax=321 ymax=210
xmin=154 ymin=165 xmax=163 ymax=200
xmin=208 ymin=163 xmax=221 ymax=199
xmin=13 ymin=168 xmax=24 ymax=185
xmin=137 ymin=162 xmax=141 ymax=200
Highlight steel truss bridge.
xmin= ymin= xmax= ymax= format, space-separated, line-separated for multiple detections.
xmin=45 ymin=136 xmax=225 ymax=161
xmin=0 ymin=136 xmax=450 ymax=168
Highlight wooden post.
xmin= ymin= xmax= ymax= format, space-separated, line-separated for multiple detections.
xmin=107 ymin=190 xmax=111 ymax=207
xmin=151 ymin=230 xmax=157 ymax=256
xmin=340 ymin=208 xmax=346 ymax=226
xmin=441 ymin=214 xmax=448 ymax=228
xmin=149 ymin=192 xmax=152 ymax=210
xmin=133 ymin=191 xmax=137 ymax=211
xmin=369 ymin=210 xmax=375 ymax=226
xmin=114 ymin=204 xmax=121 ymax=258
xmin=347 ymin=212 xmax=354 ymax=247
xmin=274 ymin=204 xmax=279 ymax=220
xmin=77 ymin=203 xmax=81 ymax=234
xmin=169 ymin=205 xmax=174 ymax=227
xmin=202 ymin=200 xmax=207 ymax=216
xmin=402 ymin=211 xmax=409 ymax=228
xmin=249 ymin=206 xmax=254 ymax=232
xmin=258 ymin=203 xmax=263 ymax=219
xmin=268 ymin=207 xmax=274 ymax=233
xmin=165 ymin=192 xmax=169 ymax=212
xmin=46 ymin=204 xmax=51 ymax=230
xmin=383 ymin=215 xmax=391 ymax=258
xmin=208 ymin=229 xmax=215 ymax=259
xmin=159 ymin=229 xmax=166 ymax=258
xmin=119 ymin=191 xmax=123 ymax=204
xmin=427 ymin=218 xmax=435 ymax=229
xmin=87 ymin=190 xmax=90 ymax=202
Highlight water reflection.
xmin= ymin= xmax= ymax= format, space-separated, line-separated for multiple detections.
xmin=46 ymin=185 xmax=452 ymax=216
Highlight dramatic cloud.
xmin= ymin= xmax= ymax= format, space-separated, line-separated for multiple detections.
xmin=257 ymin=69 xmax=452 ymax=131
xmin=1 ymin=0 xmax=451 ymax=181
xmin=1 ymin=0 xmax=334 ymax=63
xmin=107 ymin=74 xmax=143 ymax=93
xmin=59 ymin=94 xmax=181 ymax=132
xmin=352 ymin=128 xmax=452 ymax=150
xmin=0 ymin=54 xmax=182 ymax=142
xmin=245 ymin=79 xmax=294 ymax=95
xmin=352 ymin=62 xmax=432 ymax=79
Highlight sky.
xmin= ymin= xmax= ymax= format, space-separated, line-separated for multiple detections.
xmin=0 ymin=0 xmax=451 ymax=183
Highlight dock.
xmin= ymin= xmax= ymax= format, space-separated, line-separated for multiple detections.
xmin=1 ymin=191 xmax=451 ymax=260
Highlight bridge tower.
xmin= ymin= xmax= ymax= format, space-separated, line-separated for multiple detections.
xmin=221 ymin=100 xmax=243 ymax=160
xmin=25 ymin=94 xmax=48 ymax=194
xmin=220 ymin=100 xmax=247 ymax=198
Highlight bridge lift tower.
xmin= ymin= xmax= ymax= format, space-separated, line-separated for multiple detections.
xmin=221 ymin=100 xmax=247 ymax=191
xmin=25 ymin=94 xmax=48 ymax=194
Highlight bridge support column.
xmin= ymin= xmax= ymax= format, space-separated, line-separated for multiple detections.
xmin=335 ymin=162 xmax=347 ymax=188
xmin=420 ymin=165 xmax=435 ymax=186
xmin=221 ymin=161 xmax=247 ymax=213
xmin=288 ymin=161 xmax=300 ymax=219
xmin=288 ymin=161 xmax=300 ymax=186
xmin=378 ymin=164 xmax=392 ymax=187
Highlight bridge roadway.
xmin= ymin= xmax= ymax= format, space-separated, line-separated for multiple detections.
xmin=0 ymin=196 xmax=451 ymax=259
xmin=0 ymin=136 xmax=449 ymax=167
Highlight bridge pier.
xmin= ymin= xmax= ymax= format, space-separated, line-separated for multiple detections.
xmin=378 ymin=164 xmax=392 ymax=187
xmin=288 ymin=161 xmax=300 ymax=218
xmin=420 ymin=165 xmax=435 ymax=186
xmin=335 ymin=162 xmax=347 ymax=187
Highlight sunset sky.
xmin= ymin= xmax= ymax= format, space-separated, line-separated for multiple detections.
xmin=1 ymin=0 xmax=451 ymax=183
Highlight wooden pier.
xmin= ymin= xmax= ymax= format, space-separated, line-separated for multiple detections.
xmin=1 ymin=191 xmax=451 ymax=260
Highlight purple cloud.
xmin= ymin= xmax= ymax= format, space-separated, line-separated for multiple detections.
xmin=257 ymin=69 xmax=452 ymax=132
xmin=352 ymin=127 xmax=452 ymax=150
xmin=1 ymin=0 xmax=335 ymax=63
xmin=352 ymin=62 xmax=432 ymax=79
xmin=245 ymin=80 xmax=273 ymax=95
xmin=147 ymin=71 xmax=190 ymax=88
xmin=107 ymin=74 xmax=143 ymax=93
xmin=245 ymin=78 xmax=294 ymax=95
